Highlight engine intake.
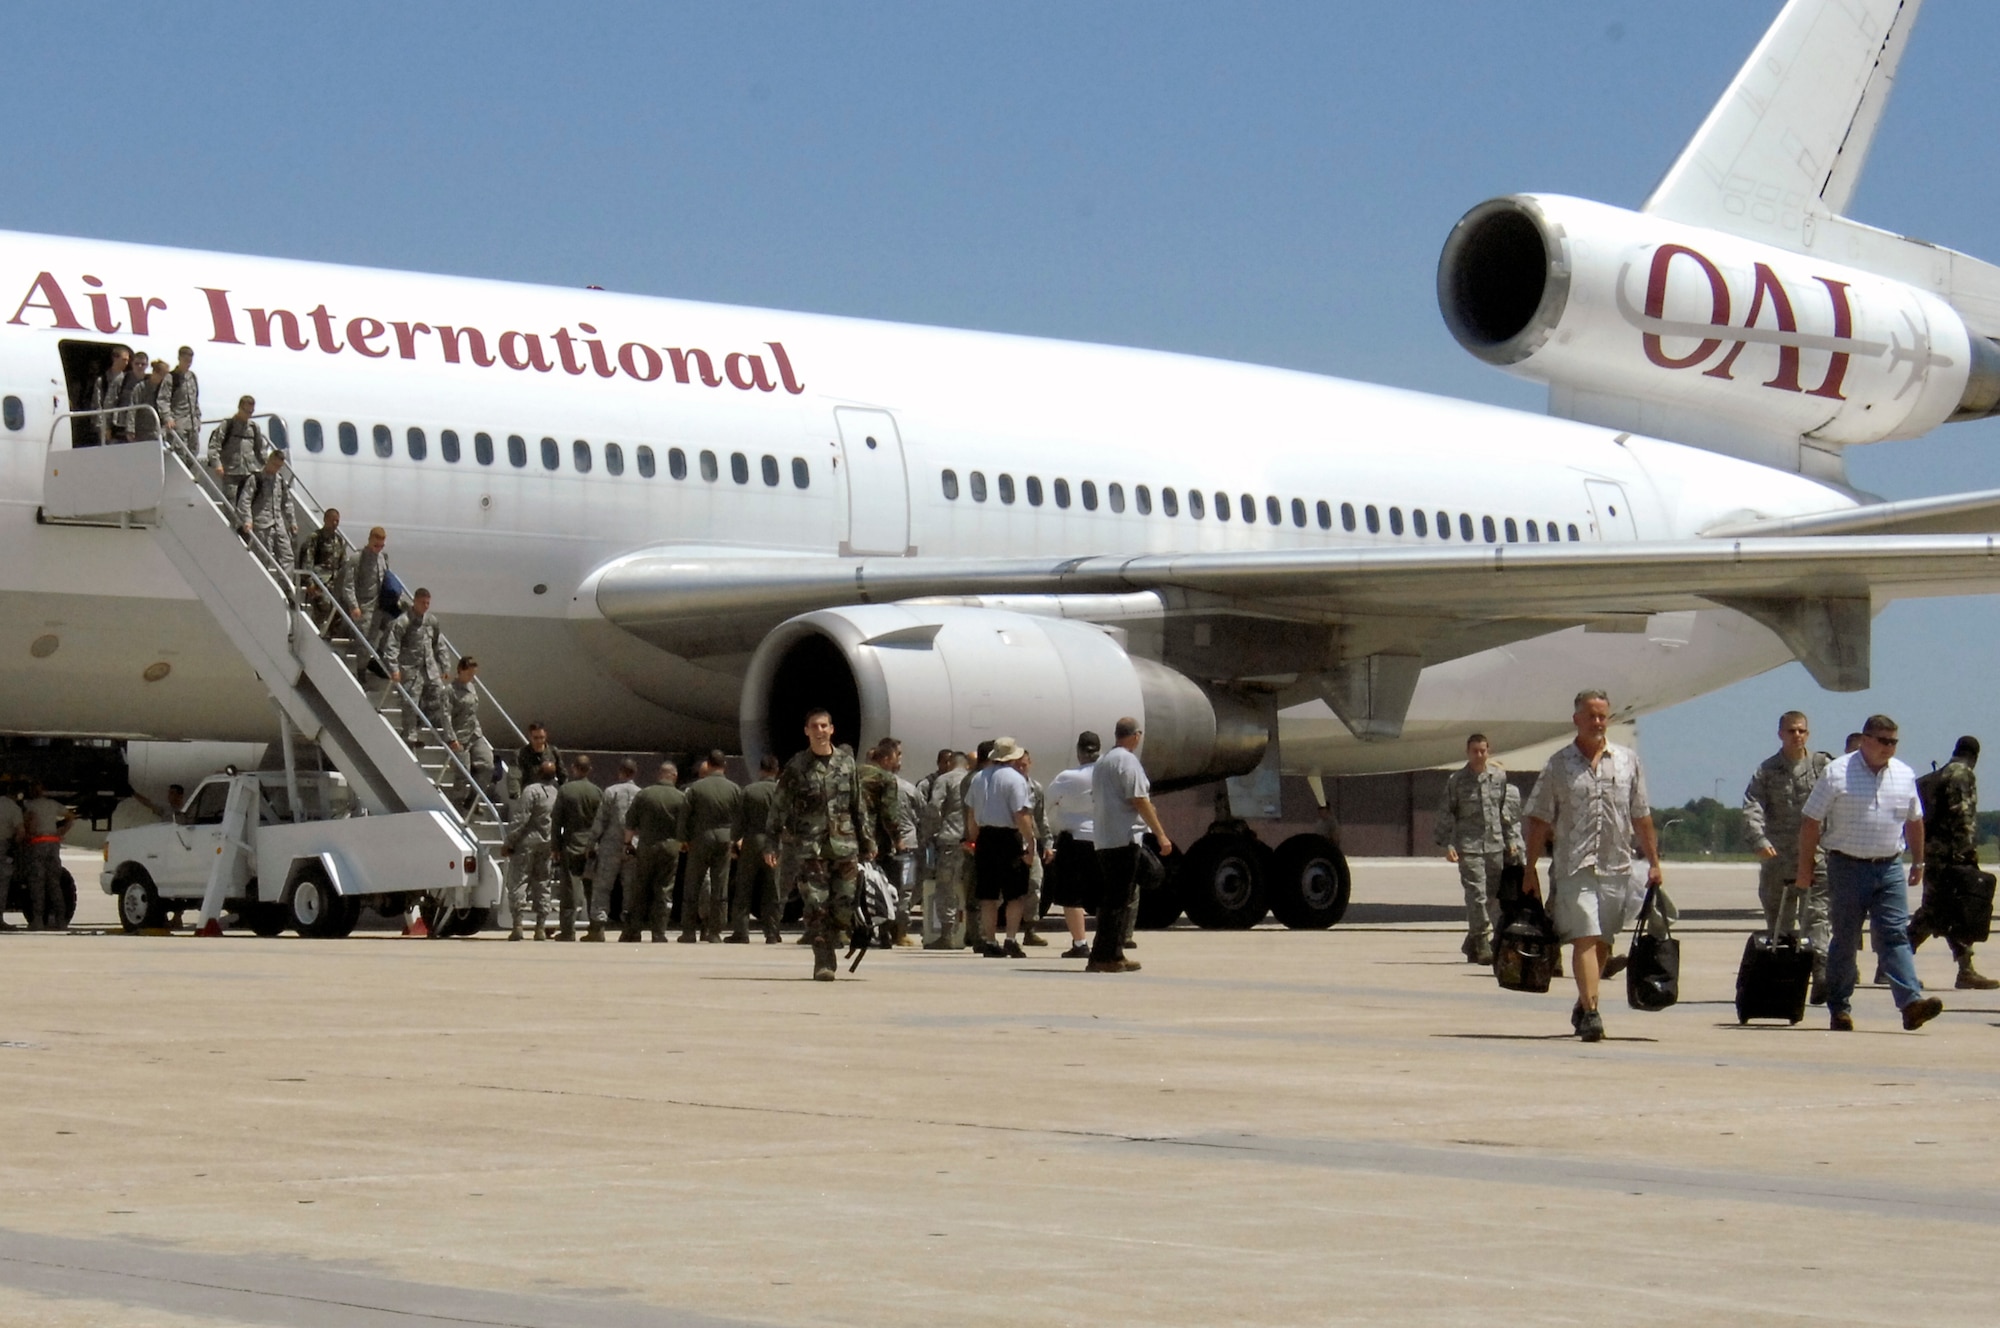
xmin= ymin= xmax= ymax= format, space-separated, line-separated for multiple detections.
xmin=741 ymin=605 xmax=1266 ymax=788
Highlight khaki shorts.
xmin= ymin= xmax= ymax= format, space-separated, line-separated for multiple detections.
xmin=1549 ymin=867 xmax=1638 ymax=943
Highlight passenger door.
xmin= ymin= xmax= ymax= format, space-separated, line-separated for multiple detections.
xmin=834 ymin=407 xmax=911 ymax=555
xmin=163 ymin=779 xmax=233 ymax=899
xmin=1584 ymin=480 xmax=1638 ymax=541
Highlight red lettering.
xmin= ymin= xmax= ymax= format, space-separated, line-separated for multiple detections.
xmin=389 ymin=320 xmax=432 ymax=359
xmin=1642 ymin=244 xmax=1730 ymax=370
xmin=122 ymin=295 xmax=167 ymax=336
xmin=1703 ymin=262 xmax=1802 ymax=390
xmin=199 ymin=288 xmax=241 ymax=343
xmin=576 ymin=323 xmax=616 ymax=378
xmin=307 ymin=304 xmax=344 ymax=354
xmin=7 ymin=272 xmax=84 ymax=329
xmin=551 ymin=327 xmax=588 ymax=375
xmin=725 ymin=351 xmax=776 ymax=391
xmin=347 ymin=317 xmax=388 ymax=358
xmin=499 ymin=331 xmax=553 ymax=372
xmin=766 ymin=341 xmax=806 ymax=394
xmin=436 ymin=325 xmax=495 ymax=367
xmin=667 ymin=347 xmax=722 ymax=387
xmin=248 ymin=308 xmax=311 ymax=352
xmin=1806 ymin=278 xmax=1855 ymax=401
xmin=81 ymin=276 xmax=120 ymax=334
xmin=618 ymin=342 xmax=662 ymax=381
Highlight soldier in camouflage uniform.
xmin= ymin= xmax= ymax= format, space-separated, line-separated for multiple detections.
xmin=233 ymin=449 xmax=296 ymax=569
xmin=925 ymin=753 xmax=973 ymax=948
xmin=1911 ymin=736 xmax=1998 ymax=989
xmin=585 ymin=759 xmax=641 ymax=941
xmin=730 ymin=754 xmax=783 ymax=943
xmin=502 ymin=760 xmax=559 ymax=941
xmin=1742 ymin=710 xmax=1833 ymax=1000
xmin=384 ymin=588 xmax=452 ymax=743
xmin=296 ymin=507 xmax=357 ymax=635
xmin=165 ymin=346 xmax=200 ymax=445
xmin=767 ymin=710 xmax=875 ymax=980
xmin=1020 ymin=751 xmax=1054 ymax=945
xmin=859 ymin=739 xmax=912 ymax=946
xmin=204 ymin=395 xmax=268 ymax=507
xmin=1434 ymin=733 xmax=1523 ymax=965
xmin=443 ymin=656 xmax=495 ymax=811
xmin=681 ymin=751 xmax=741 ymax=943
xmin=622 ymin=762 xmax=686 ymax=942
xmin=551 ymin=755 xmax=603 ymax=941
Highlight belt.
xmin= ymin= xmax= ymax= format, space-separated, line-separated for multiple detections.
xmin=1829 ymin=850 xmax=1900 ymax=865
xmin=28 ymin=835 xmax=62 ymax=844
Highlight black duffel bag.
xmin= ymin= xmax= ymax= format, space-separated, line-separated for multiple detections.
xmin=1492 ymin=864 xmax=1559 ymax=994
xmin=1625 ymin=883 xmax=1679 ymax=1011
xmin=1930 ymin=863 xmax=1996 ymax=945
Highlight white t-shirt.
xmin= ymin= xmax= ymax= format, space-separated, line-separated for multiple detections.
xmin=1092 ymin=746 xmax=1150 ymax=849
xmin=1799 ymin=751 xmax=1921 ymax=859
xmin=1046 ymin=765 xmax=1096 ymax=842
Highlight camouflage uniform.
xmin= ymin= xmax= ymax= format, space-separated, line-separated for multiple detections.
xmin=623 ymin=781 xmax=686 ymax=941
xmin=1434 ymin=765 xmax=1523 ymax=958
xmin=551 ymin=776 xmax=603 ymax=939
xmin=1023 ymin=775 xmax=1053 ymax=939
xmin=730 ymin=775 xmax=781 ymax=942
xmin=503 ymin=777 xmax=558 ymax=936
xmin=352 ymin=545 xmax=396 ymax=661
xmin=924 ymin=766 xmax=972 ymax=947
xmin=443 ymin=679 xmax=495 ymax=809
xmin=1913 ymin=758 xmax=1983 ymax=970
xmin=588 ymin=777 xmax=640 ymax=932
xmin=1742 ymin=749 xmax=1832 ymax=976
xmin=204 ymin=417 xmax=268 ymax=506
xmin=297 ymin=523 xmax=356 ymax=635
xmin=383 ymin=606 xmax=451 ymax=741
xmin=166 ymin=364 xmax=200 ymax=443
xmin=681 ymin=772 xmax=742 ymax=942
xmin=858 ymin=761 xmax=908 ymax=939
xmin=773 ymin=747 xmax=874 ymax=971
xmin=233 ymin=467 xmax=295 ymax=568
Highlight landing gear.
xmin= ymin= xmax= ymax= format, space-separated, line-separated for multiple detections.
xmin=1179 ymin=834 xmax=1270 ymax=930
xmin=1268 ymin=834 xmax=1351 ymax=929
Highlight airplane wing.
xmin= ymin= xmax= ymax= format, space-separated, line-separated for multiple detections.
xmin=592 ymin=534 xmax=2000 ymax=697
xmin=1703 ymin=488 xmax=2000 ymax=538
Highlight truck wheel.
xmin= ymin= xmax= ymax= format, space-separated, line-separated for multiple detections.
xmin=322 ymin=894 xmax=362 ymax=939
xmin=244 ymin=903 xmax=288 ymax=937
xmin=288 ymin=870 xmax=344 ymax=938
xmin=448 ymin=905 xmax=492 ymax=937
xmin=117 ymin=871 xmax=167 ymax=933
xmin=1269 ymin=835 xmax=1351 ymax=929
xmin=1179 ymin=834 xmax=1269 ymax=930
xmin=55 ymin=868 xmax=77 ymax=929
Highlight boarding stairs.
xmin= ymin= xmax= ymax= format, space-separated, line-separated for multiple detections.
xmin=40 ymin=407 xmax=522 ymax=926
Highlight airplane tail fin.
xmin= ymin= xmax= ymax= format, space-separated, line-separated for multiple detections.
xmin=1644 ymin=0 xmax=1921 ymax=235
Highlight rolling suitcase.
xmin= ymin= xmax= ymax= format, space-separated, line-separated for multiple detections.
xmin=1735 ymin=888 xmax=1817 ymax=1024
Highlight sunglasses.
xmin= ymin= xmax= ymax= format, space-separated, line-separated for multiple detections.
xmin=1864 ymin=734 xmax=1899 ymax=746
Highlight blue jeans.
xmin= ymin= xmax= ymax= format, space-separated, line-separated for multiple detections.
xmin=1825 ymin=853 xmax=1924 ymax=1015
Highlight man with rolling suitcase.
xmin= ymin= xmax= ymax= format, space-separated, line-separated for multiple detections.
xmin=1795 ymin=715 xmax=1944 ymax=1032
xmin=1741 ymin=711 xmax=1833 ymax=1005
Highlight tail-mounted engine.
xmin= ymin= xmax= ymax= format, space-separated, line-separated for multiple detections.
xmin=1437 ymin=194 xmax=2000 ymax=448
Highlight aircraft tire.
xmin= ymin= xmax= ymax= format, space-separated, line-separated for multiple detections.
xmin=1268 ymin=834 xmax=1351 ymax=930
xmin=1178 ymin=834 xmax=1269 ymax=930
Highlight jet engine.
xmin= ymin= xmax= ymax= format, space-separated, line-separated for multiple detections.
xmin=740 ymin=604 xmax=1267 ymax=787
xmin=1437 ymin=194 xmax=2000 ymax=447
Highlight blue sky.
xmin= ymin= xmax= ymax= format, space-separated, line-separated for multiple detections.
xmin=5 ymin=2 xmax=1999 ymax=802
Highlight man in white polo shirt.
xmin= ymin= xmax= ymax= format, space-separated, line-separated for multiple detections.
xmin=1796 ymin=713 xmax=1944 ymax=1032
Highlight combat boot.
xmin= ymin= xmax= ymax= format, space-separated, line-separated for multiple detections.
xmin=701 ymin=928 xmax=723 ymax=944
xmin=532 ymin=917 xmax=550 ymax=941
xmin=582 ymin=921 xmax=605 ymax=942
xmin=507 ymin=925 xmax=525 ymax=942
xmin=764 ymin=925 xmax=783 ymax=944
xmin=557 ymin=919 xmax=577 ymax=941
xmin=1956 ymin=960 xmax=1999 ymax=990
xmin=812 ymin=939 xmax=837 ymax=981
xmin=617 ymin=926 xmax=641 ymax=942
xmin=678 ymin=928 xmax=700 ymax=943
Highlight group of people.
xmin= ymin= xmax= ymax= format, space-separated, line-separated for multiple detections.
xmin=1437 ymin=692 xmax=1974 ymax=1042
xmin=0 ymin=783 xmax=77 ymax=931
xmin=82 ymin=345 xmax=201 ymax=446
xmin=489 ymin=710 xmax=1172 ymax=981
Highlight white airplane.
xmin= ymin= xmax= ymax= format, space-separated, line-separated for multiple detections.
xmin=4 ymin=0 xmax=1999 ymax=923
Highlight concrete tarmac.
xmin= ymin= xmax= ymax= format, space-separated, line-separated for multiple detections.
xmin=2 ymin=852 xmax=1996 ymax=1326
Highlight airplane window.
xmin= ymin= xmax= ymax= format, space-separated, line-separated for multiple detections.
xmin=999 ymin=474 xmax=1016 ymax=504
xmin=1214 ymin=491 xmax=1228 ymax=521
xmin=1436 ymin=510 xmax=1449 ymax=539
xmin=1027 ymin=476 xmax=1044 ymax=506
xmin=372 ymin=424 xmax=392 ymax=459
xmin=339 ymin=422 xmax=359 ymax=456
xmin=269 ymin=418 xmax=288 ymax=449
xmin=1240 ymin=494 xmax=1255 ymax=523
xmin=1504 ymin=517 xmax=1519 ymax=542
xmin=1316 ymin=500 xmax=1331 ymax=530
xmin=573 ymin=440 xmax=592 ymax=473
xmin=1135 ymin=484 xmax=1152 ymax=515
xmin=508 ymin=434 xmax=527 ymax=467
xmin=1567 ymin=523 xmax=1581 ymax=541
xmin=406 ymin=427 xmax=427 ymax=461
xmin=605 ymin=442 xmax=624 ymax=476
xmin=792 ymin=457 xmax=810 ymax=488
xmin=440 ymin=429 xmax=460 ymax=463
xmin=303 ymin=419 xmax=324 ymax=453
xmin=1053 ymin=478 xmax=1071 ymax=508
xmin=1525 ymin=521 xmax=1539 ymax=542
xmin=1460 ymin=513 xmax=1475 ymax=541
xmin=1365 ymin=505 xmax=1380 ymax=534
xmin=730 ymin=451 xmax=748 ymax=484
xmin=1108 ymin=483 xmax=1125 ymax=513
xmin=1482 ymin=515 xmax=1497 ymax=542
xmin=1389 ymin=507 xmax=1404 ymax=536
xmin=1290 ymin=498 xmax=1305 ymax=528
xmin=1341 ymin=502 xmax=1356 ymax=532
xmin=1 ymin=395 xmax=21 ymax=431
xmin=1162 ymin=487 xmax=1179 ymax=517
xmin=638 ymin=445 xmax=656 ymax=478
xmin=1266 ymin=496 xmax=1282 ymax=525
xmin=761 ymin=454 xmax=779 ymax=486
xmin=942 ymin=469 xmax=960 ymax=500
xmin=1189 ymin=489 xmax=1205 ymax=519
xmin=970 ymin=470 xmax=988 ymax=501
xmin=669 ymin=447 xmax=687 ymax=480
xmin=541 ymin=437 xmax=560 ymax=471
xmin=1546 ymin=521 xmax=1559 ymax=542
xmin=1412 ymin=509 xmax=1427 ymax=537
xmin=474 ymin=432 xmax=494 ymax=465
xmin=699 ymin=449 xmax=718 ymax=482
xmin=1082 ymin=481 xmax=1099 ymax=511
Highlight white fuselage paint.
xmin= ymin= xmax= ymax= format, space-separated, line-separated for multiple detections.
xmin=0 ymin=229 xmax=1855 ymax=770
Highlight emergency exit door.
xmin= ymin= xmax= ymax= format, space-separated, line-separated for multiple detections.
xmin=834 ymin=407 xmax=911 ymax=555
xmin=1584 ymin=480 xmax=1637 ymax=541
